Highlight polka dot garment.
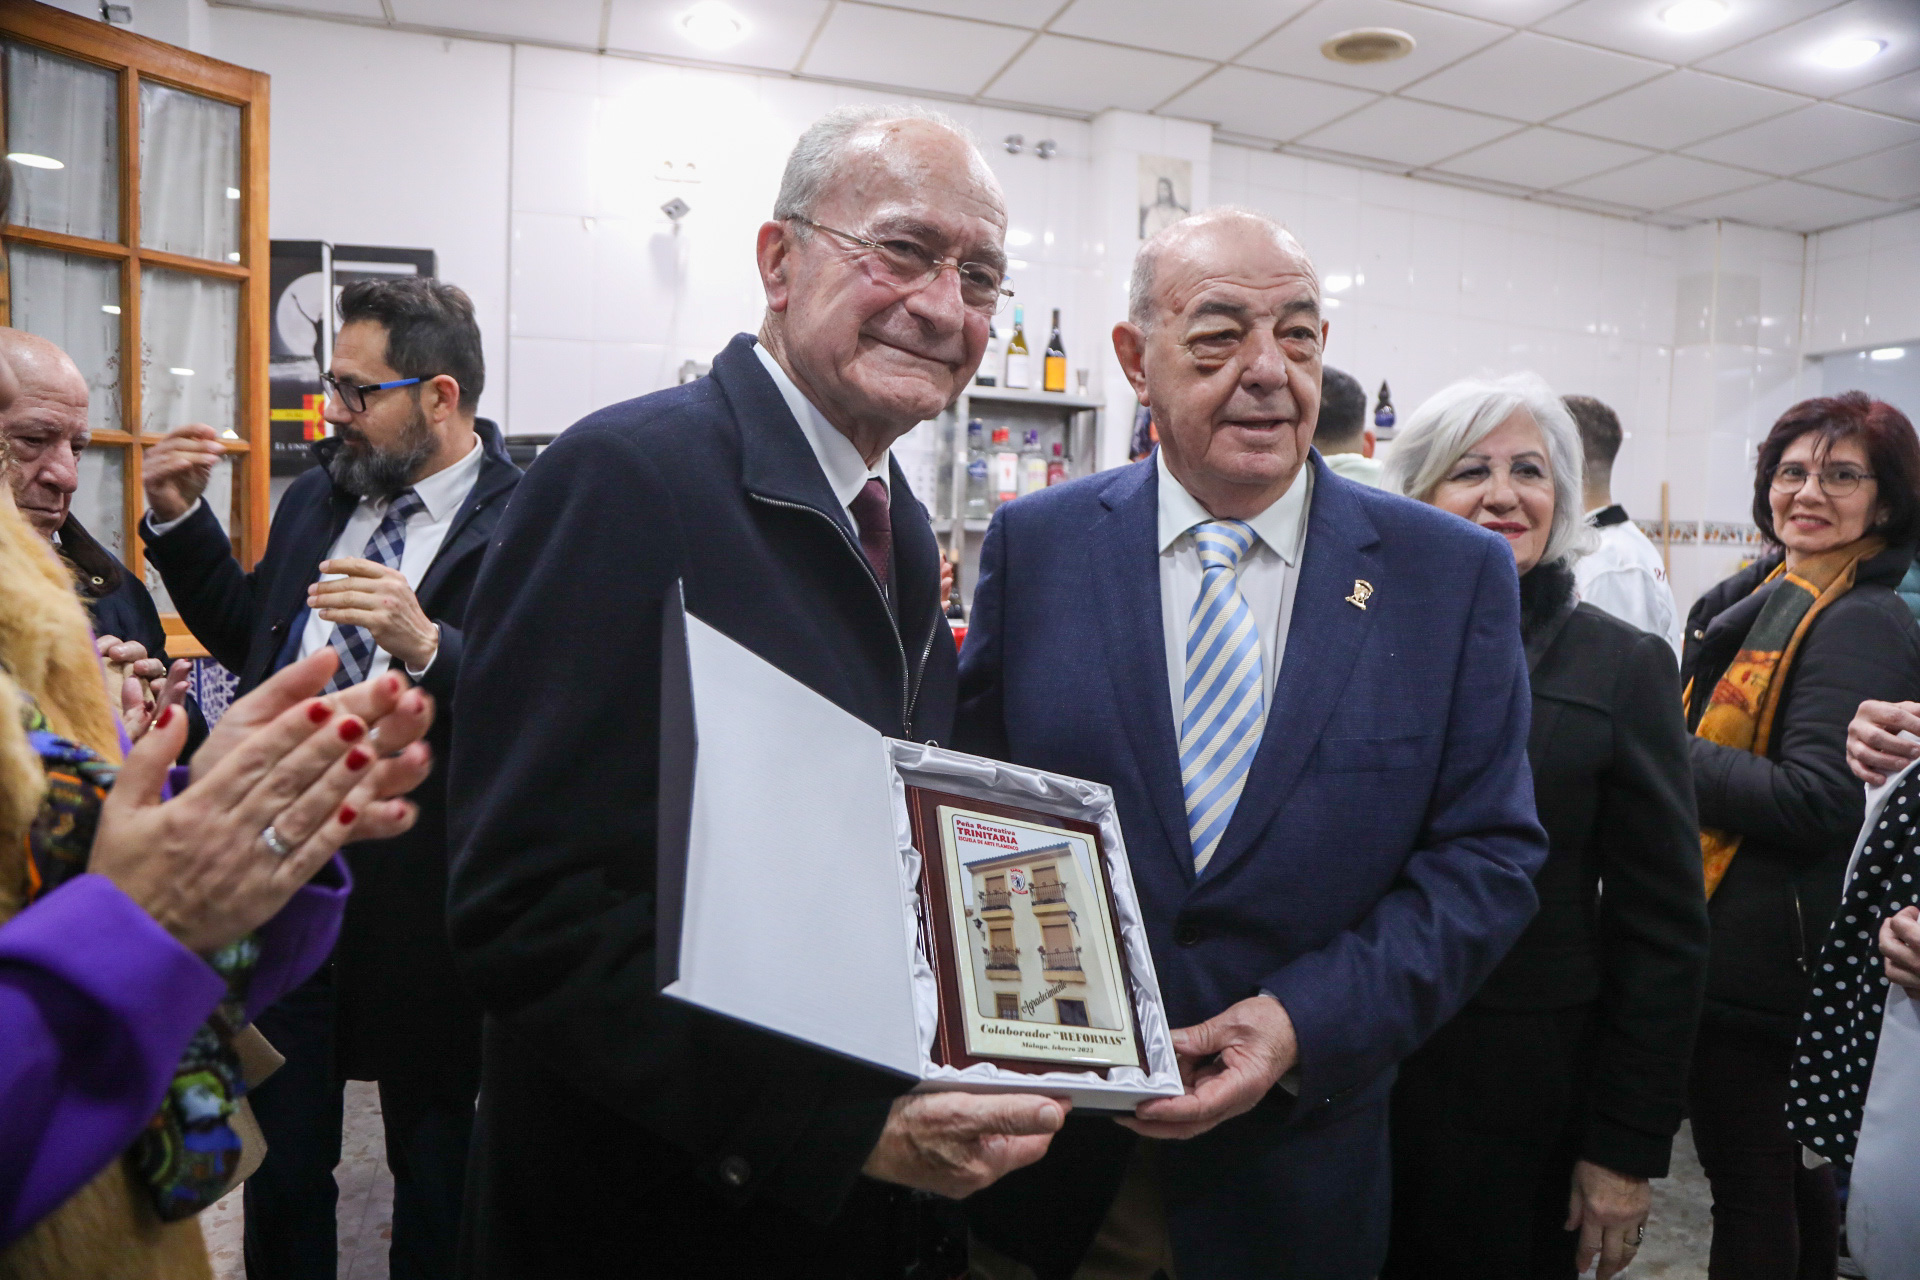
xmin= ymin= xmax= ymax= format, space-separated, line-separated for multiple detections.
xmin=1785 ymin=767 xmax=1920 ymax=1165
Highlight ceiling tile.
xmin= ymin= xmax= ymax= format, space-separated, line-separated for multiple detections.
xmin=1558 ymin=152 xmax=1767 ymax=208
xmin=1534 ymin=0 xmax=1844 ymax=65
xmin=1390 ymin=0 xmax=1571 ymax=21
xmin=239 ymin=0 xmax=385 ymax=17
xmin=1296 ymin=97 xmax=1520 ymax=167
xmin=1401 ymin=32 xmax=1667 ymax=123
xmin=1801 ymin=138 xmax=1920 ymax=199
xmin=1235 ymin=0 xmax=1508 ymax=93
xmin=856 ymin=0 xmax=1040 ymax=25
xmin=1158 ymin=66 xmax=1376 ymax=142
xmin=1842 ymin=68 xmax=1920 ymax=122
xmin=388 ymin=0 xmax=603 ymax=43
xmin=801 ymin=4 xmax=1032 ymax=97
xmin=1434 ymin=126 xmax=1652 ymax=189
xmin=1670 ymin=179 xmax=1898 ymax=231
xmin=1696 ymin=0 xmax=1920 ymax=100
xmin=1552 ymin=70 xmax=1808 ymax=149
xmin=1685 ymin=102 xmax=1920 ymax=174
xmin=983 ymin=34 xmax=1211 ymax=114
xmin=606 ymin=0 xmax=827 ymax=71
xmin=1051 ymin=0 xmax=1314 ymax=62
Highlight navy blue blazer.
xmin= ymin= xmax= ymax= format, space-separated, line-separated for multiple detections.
xmin=956 ymin=453 xmax=1548 ymax=1279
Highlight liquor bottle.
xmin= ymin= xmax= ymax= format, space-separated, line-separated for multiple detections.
xmin=1019 ymin=429 xmax=1047 ymax=496
xmin=1374 ymin=381 xmax=1396 ymax=432
xmin=991 ymin=426 xmax=1019 ymax=507
xmin=977 ymin=324 xmax=1002 ymax=386
xmin=1043 ymin=308 xmax=1067 ymax=392
xmin=1004 ymin=306 xmax=1031 ymax=390
xmin=1046 ymin=441 xmax=1068 ymax=487
xmin=964 ymin=419 xmax=990 ymax=518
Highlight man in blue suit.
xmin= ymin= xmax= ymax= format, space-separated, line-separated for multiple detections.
xmin=956 ymin=208 xmax=1549 ymax=1279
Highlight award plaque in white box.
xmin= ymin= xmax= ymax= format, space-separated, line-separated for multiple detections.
xmin=655 ymin=587 xmax=1182 ymax=1111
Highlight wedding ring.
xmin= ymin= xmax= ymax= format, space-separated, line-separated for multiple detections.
xmin=1631 ymin=1226 xmax=1645 ymax=1246
xmin=259 ymin=825 xmax=294 ymax=858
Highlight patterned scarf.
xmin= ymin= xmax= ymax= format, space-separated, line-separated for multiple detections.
xmin=15 ymin=694 xmax=260 ymax=1222
xmin=1689 ymin=537 xmax=1883 ymax=898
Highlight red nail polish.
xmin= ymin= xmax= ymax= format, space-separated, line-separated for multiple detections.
xmin=155 ymin=705 xmax=176 ymax=730
xmin=345 ymin=747 xmax=371 ymax=771
xmin=338 ymin=719 xmax=366 ymax=742
xmin=307 ymin=701 xmax=332 ymax=724
xmin=337 ymin=804 xmax=358 ymax=826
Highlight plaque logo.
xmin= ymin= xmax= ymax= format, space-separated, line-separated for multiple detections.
xmin=1346 ymin=579 xmax=1374 ymax=610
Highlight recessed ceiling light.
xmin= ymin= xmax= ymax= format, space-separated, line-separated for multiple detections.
xmin=1321 ymin=27 xmax=1415 ymax=65
xmin=1870 ymin=347 xmax=1907 ymax=361
xmin=1006 ymin=229 xmax=1034 ymax=247
xmin=6 ymin=152 xmax=63 ymax=169
xmin=1324 ymin=274 xmax=1354 ymax=293
xmin=1813 ymin=37 xmax=1886 ymax=69
xmin=1659 ymin=0 xmax=1728 ymax=33
xmin=679 ymin=1 xmax=747 ymax=51
xmin=101 ymin=304 xmax=121 ymax=315
xmin=170 ymin=367 xmax=194 ymax=376
xmin=226 ymin=186 xmax=241 ymax=199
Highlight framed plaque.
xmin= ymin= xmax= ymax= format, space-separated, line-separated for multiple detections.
xmin=908 ymin=789 xmax=1145 ymax=1077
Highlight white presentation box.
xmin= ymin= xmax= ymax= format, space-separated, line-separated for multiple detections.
xmin=655 ymin=588 xmax=1183 ymax=1111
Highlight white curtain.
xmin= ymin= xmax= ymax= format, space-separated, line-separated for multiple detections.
xmin=5 ymin=244 xmax=121 ymax=434
xmin=139 ymin=80 xmax=241 ymax=261
xmin=141 ymin=267 xmax=239 ymax=443
xmin=4 ymin=42 xmax=119 ymax=242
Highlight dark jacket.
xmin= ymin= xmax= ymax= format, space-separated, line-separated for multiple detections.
xmin=60 ymin=515 xmax=170 ymax=663
xmin=141 ymin=420 xmax=521 ymax=1079
xmin=1683 ymin=541 xmax=1920 ymax=1041
xmin=1475 ymin=564 xmax=1708 ymax=1176
xmin=954 ymin=455 xmax=1546 ymax=1280
xmin=445 ymin=335 xmax=957 ymax=1279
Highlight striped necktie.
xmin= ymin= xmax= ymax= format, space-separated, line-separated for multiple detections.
xmin=322 ymin=489 xmax=425 ymax=693
xmin=1181 ymin=519 xmax=1266 ymax=873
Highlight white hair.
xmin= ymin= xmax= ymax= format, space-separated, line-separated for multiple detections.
xmin=1127 ymin=206 xmax=1307 ymax=328
xmin=1385 ymin=372 xmax=1594 ymax=569
xmin=773 ymin=103 xmax=976 ymax=227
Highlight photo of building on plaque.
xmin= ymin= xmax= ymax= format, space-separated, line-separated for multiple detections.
xmin=955 ymin=825 xmax=1126 ymax=1034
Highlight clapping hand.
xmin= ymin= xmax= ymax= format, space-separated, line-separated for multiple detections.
xmin=1846 ymin=700 xmax=1920 ymax=786
xmin=96 ymin=634 xmax=190 ymax=742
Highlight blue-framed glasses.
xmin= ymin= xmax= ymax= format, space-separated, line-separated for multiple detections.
xmin=320 ymin=371 xmax=425 ymax=414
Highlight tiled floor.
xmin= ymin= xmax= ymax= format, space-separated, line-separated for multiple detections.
xmin=201 ymin=1089 xmax=1713 ymax=1279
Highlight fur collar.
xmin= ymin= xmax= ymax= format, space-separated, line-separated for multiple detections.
xmin=1520 ymin=558 xmax=1578 ymax=648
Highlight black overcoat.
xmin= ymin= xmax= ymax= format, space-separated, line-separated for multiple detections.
xmin=141 ymin=420 xmax=521 ymax=1079
xmin=445 ymin=335 xmax=958 ymax=1278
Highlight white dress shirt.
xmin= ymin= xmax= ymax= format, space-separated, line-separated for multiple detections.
xmin=1573 ymin=505 xmax=1682 ymax=658
xmin=753 ymin=342 xmax=889 ymax=523
xmin=1156 ymin=449 xmax=1313 ymax=725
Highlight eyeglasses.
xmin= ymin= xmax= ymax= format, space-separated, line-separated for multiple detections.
xmin=792 ymin=218 xmax=1013 ymax=314
xmin=320 ymin=371 xmax=425 ymax=414
xmin=1770 ymin=462 xmax=1876 ymax=498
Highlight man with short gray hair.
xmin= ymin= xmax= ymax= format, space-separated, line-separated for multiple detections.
xmin=449 ymin=105 xmax=1064 ymax=1278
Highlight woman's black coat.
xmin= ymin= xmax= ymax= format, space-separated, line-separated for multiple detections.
xmin=1463 ymin=566 xmax=1710 ymax=1176
xmin=1683 ymin=541 xmax=1920 ymax=1041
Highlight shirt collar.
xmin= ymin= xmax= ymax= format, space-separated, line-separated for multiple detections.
xmin=753 ymin=341 xmax=889 ymax=511
xmin=1156 ymin=448 xmax=1312 ymax=565
xmin=385 ymin=434 xmax=482 ymax=523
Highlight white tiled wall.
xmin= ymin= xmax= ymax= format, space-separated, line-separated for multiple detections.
xmin=1805 ymin=208 xmax=1920 ymax=358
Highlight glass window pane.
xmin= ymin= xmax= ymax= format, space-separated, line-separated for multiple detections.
xmin=5 ymin=244 xmax=123 ymax=435
xmin=72 ymin=444 xmax=126 ymax=561
xmin=3 ymin=43 xmax=120 ymax=243
xmin=139 ymin=81 xmax=241 ymax=263
xmin=141 ymin=267 xmax=238 ymax=436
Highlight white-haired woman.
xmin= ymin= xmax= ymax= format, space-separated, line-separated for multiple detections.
xmin=1379 ymin=375 xmax=1710 ymax=1280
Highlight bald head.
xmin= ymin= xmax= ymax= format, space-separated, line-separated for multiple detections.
xmin=1129 ymin=207 xmax=1315 ymax=330
xmin=0 ymin=329 xmax=92 ymax=538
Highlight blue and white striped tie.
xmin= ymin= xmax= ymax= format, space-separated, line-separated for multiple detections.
xmin=1181 ymin=520 xmax=1265 ymax=873
xmin=322 ymin=488 xmax=424 ymax=693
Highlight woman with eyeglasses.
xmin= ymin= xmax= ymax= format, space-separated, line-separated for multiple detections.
xmin=1681 ymin=391 xmax=1920 ymax=1280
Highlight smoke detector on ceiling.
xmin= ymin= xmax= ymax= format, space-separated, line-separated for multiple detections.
xmin=1320 ymin=28 xmax=1416 ymax=64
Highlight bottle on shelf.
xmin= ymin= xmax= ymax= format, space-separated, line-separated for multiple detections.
xmin=1374 ymin=381 xmax=1396 ymax=433
xmin=1043 ymin=308 xmax=1067 ymax=393
xmin=1004 ymin=305 xmax=1031 ymax=390
xmin=991 ymin=425 xmax=1019 ymax=507
xmin=1018 ymin=429 xmax=1047 ymax=497
xmin=964 ymin=419 xmax=990 ymax=518
xmin=978 ymin=324 xmax=1002 ymax=386
xmin=1046 ymin=441 xmax=1068 ymax=487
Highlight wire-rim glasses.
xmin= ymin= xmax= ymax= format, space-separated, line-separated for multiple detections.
xmin=320 ymin=371 xmax=425 ymax=414
xmin=1770 ymin=461 xmax=1875 ymax=498
xmin=792 ymin=218 xmax=1013 ymax=314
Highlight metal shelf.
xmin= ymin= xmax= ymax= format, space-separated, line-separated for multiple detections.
xmin=962 ymin=385 xmax=1102 ymax=411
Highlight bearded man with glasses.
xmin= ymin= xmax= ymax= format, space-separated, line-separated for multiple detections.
xmin=446 ymin=105 xmax=1067 ymax=1279
xmin=140 ymin=276 xmax=522 ymax=1280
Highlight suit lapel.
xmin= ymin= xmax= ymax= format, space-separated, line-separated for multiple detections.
xmin=417 ymin=435 xmax=521 ymax=607
xmin=1199 ymin=457 xmax=1382 ymax=884
xmin=1090 ymin=461 xmax=1197 ymax=885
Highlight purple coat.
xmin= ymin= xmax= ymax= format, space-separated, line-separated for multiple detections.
xmin=0 ymin=859 xmax=349 ymax=1246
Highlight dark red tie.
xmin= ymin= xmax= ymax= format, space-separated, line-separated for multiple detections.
xmin=849 ymin=476 xmax=891 ymax=591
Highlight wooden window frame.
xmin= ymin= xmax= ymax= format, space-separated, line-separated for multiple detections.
xmin=0 ymin=0 xmax=269 ymax=658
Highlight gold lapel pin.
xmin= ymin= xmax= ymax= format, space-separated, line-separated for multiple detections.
xmin=1346 ymin=579 xmax=1373 ymax=610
